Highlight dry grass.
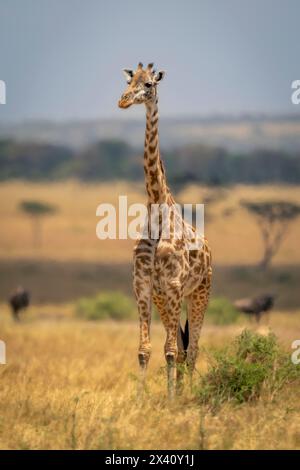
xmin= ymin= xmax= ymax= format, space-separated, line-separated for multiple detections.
xmin=0 ymin=304 xmax=299 ymax=450
xmin=0 ymin=181 xmax=299 ymax=264
xmin=0 ymin=180 xmax=299 ymax=449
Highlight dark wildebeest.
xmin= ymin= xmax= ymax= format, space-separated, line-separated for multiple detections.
xmin=9 ymin=287 xmax=30 ymax=321
xmin=234 ymin=294 xmax=274 ymax=323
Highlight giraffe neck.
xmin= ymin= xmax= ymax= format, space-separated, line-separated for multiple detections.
xmin=144 ymin=99 xmax=171 ymax=205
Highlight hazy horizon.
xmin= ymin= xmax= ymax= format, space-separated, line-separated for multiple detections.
xmin=1 ymin=0 xmax=300 ymax=122
xmin=2 ymin=112 xmax=300 ymax=129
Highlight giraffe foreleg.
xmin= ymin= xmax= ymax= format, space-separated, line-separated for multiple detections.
xmin=133 ymin=243 xmax=155 ymax=394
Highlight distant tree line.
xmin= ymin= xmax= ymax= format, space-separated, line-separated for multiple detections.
xmin=1 ymin=138 xmax=300 ymax=187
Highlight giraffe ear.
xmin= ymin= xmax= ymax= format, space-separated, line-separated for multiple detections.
xmin=123 ymin=69 xmax=134 ymax=83
xmin=154 ymin=70 xmax=165 ymax=83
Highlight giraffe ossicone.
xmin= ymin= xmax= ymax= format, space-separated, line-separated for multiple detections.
xmin=118 ymin=62 xmax=212 ymax=398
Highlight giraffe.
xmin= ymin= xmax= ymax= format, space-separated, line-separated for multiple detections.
xmin=118 ymin=62 xmax=212 ymax=398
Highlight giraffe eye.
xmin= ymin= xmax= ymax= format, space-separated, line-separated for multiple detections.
xmin=145 ymin=82 xmax=152 ymax=88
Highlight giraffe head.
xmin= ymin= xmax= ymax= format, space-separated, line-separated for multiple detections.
xmin=118 ymin=62 xmax=165 ymax=109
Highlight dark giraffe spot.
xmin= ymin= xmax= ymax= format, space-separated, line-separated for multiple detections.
xmin=150 ymin=129 xmax=157 ymax=141
xmin=149 ymin=170 xmax=158 ymax=185
xmin=148 ymin=157 xmax=156 ymax=167
xmin=152 ymin=190 xmax=159 ymax=202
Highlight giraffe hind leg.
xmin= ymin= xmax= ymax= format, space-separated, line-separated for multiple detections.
xmin=186 ymin=269 xmax=212 ymax=387
xmin=154 ymin=289 xmax=184 ymax=399
xmin=133 ymin=242 xmax=155 ymax=395
xmin=154 ymin=293 xmax=187 ymax=396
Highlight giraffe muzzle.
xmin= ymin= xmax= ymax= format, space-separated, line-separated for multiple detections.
xmin=118 ymin=93 xmax=134 ymax=109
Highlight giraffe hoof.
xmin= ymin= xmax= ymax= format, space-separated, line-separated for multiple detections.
xmin=138 ymin=352 xmax=149 ymax=367
xmin=168 ymin=387 xmax=176 ymax=400
xmin=165 ymin=352 xmax=176 ymax=366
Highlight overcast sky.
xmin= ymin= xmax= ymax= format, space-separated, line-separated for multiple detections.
xmin=0 ymin=0 xmax=300 ymax=121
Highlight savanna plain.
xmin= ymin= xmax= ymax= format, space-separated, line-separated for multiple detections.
xmin=0 ymin=181 xmax=299 ymax=450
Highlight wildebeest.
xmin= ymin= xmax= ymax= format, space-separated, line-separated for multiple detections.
xmin=8 ymin=287 xmax=30 ymax=321
xmin=234 ymin=294 xmax=274 ymax=323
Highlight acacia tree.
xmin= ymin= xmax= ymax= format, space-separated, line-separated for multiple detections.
xmin=241 ymin=200 xmax=300 ymax=270
xmin=19 ymin=200 xmax=57 ymax=248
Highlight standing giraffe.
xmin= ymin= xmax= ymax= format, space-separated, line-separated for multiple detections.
xmin=118 ymin=62 xmax=212 ymax=398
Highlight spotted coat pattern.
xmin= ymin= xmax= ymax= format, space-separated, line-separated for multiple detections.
xmin=119 ymin=64 xmax=212 ymax=397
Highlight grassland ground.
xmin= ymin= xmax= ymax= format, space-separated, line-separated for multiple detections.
xmin=0 ymin=181 xmax=300 ymax=265
xmin=0 ymin=305 xmax=299 ymax=450
xmin=0 ymin=260 xmax=299 ymax=309
xmin=0 ymin=181 xmax=299 ymax=449
xmin=1 ymin=181 xmax=299 ymax=306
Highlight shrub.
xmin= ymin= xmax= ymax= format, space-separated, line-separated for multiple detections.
xmin=76 ymin=291 xmax=135 ymax=321
xmin=196 ymin=330 xmax=300 ymax=408
xmin=206 ymin=297 xmax=240 ymax=325
xmin=235 ymin=329 xmax=278 ymax=363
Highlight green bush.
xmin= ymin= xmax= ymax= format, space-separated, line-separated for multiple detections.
xmin=206 ymin=297 xmax=240 ymax=325
xmin=235 ymin=328 xmax=278 ymax=363
xmin=76 ymin=291 xmax=135 ymax=321
xmin=197 ymin=330 xmax=300 ymax=408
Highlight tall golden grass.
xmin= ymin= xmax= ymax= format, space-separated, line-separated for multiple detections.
xmin=0 ymin=305 xmax=299 ymax=450
xmin=0 ymin=181 xmax=299 ymax=449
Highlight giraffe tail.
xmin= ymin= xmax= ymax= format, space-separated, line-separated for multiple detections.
xmin=180 ymin=319 xmax=189 ymax=354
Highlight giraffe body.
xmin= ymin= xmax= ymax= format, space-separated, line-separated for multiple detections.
xmin=119 ymin=63 xmax=212 ymax=397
